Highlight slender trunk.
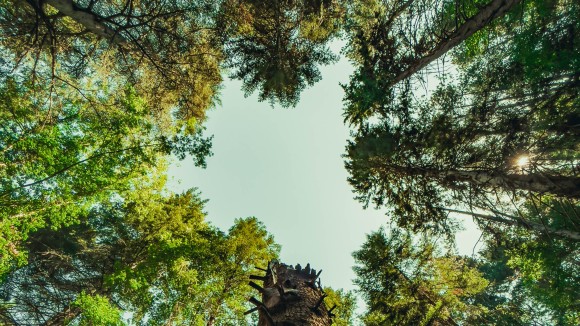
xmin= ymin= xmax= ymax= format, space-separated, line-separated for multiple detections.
xmin=381 ymin=164 xmax=580 ymax=198
xmin=438 ymin=169 xmax=580 ymax=198
xmin=43 ymin=0 xmax=128 ymax=45
xmin=446 ymin=208 xmax=580 ymax=240
xmin=247 ymin=261 xmax=332 ymax=326
xmin=389 ymin=0 xmax=522 ymax=87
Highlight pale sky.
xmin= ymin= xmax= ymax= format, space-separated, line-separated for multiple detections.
xmin=167 ymin=49 xmax=482 ymax=305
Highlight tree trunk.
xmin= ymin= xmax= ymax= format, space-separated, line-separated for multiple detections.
xmin=446 ymin=208 xmax=580 ymax=240
xmin=247 ymin=261 xmax=333 ymax=326
xmin=42 ymin=0 xmax=128 ymax=44
xmin=380 ymin=164 xmax=580 ymax=198
xmin=388 ymin=0 xmax=521 ymax=87
xmin=437 ymin=169 xmax=580 ymax=198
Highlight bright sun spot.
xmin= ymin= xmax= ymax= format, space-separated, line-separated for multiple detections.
xmin=516 ymin=155 xmax=530 ymax=168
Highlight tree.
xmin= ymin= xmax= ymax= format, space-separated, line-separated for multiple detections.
xmin=353 ymin=226 xmax=489 ymax=325
xmin=0 ymin=179 xmax=280 ymax=325
xmin=3 ymin=0 xmax=223 ymax=127
xmin=244 ymin=261 xmax=347 ymax=325
xmin=2 ymin=0 xmax=342 ymax=123
xmin=343 ymin=0 xmax=580 ymax=234
xmin=345 ymin=103 xmax=579 ymax=235
xmin=384 ymin=0 xmax=522 ymax=87
xmin=342 ymin=0 xmax=526 ymax=125
xmin=475 ymin=200 xmax=580 ymax=324
xmin=0 ymin=79 xmax=212 ymax=278
xmin=342 ymin=0 xmax=578 ymax=124
xmin=323 ymin=287 xmax=357 ymax=326
xmin=353 ymin=223 xmax=579 ymax=325
xmin=221 ymin=0 xmax=344 ymax=106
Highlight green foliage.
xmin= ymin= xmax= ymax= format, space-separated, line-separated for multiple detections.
xmin=73 ymin=292 xmax=123 ymax=326
xmin=344 ymin=0 xmax=580 ymax=235
xmin=474 ymin=228 xmax=580 ymax=324
xmin=353 ymin=226 xmax=489 ymax=325
xmin=1 ymin=1 xmax=578 ymax=325
xmin=0 ymin=176 xmax=280 ymax=325
xmin=323 ymin=287 xmax=357 ymax=326
xmin=222 ymin=0 xmax=342 ymax=106
xmin=0 ymin=0 xmax=224 ymax=126
xmin=342 ymin=0 xmax=520 ymax=125
xmin=353 ymin=222 xmax=580 ymax=325
xmin=0 ymin=78 xmax=213 ymax=278
xmin=487 ymin=200 xmax=580 ymax=323
xmin=345 ymin=3 xmax=580 ymax=321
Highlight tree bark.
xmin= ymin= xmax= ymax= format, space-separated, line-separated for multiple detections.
xmin=388 ymin=0 xmax=522 ymax=87
xmin=379 ymin=164 xmax=580 ymax=198
xmin=43 ymin=0 xmax=128 ymax=45
xmin=446 ymin=208 xmax=580 ymax=240
xmin=247 ymin=261 xmax=332 ymax=326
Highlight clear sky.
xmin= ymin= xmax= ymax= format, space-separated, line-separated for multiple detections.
xmin=167 ymin=50 xmax=482 ymax=299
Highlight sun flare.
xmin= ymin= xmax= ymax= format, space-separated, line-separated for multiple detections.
xmin=515 ymin=155 xmax=530 ymax=168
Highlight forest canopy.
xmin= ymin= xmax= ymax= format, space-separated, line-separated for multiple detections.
xmin=1 ymin=0 xmax=578 ymax=324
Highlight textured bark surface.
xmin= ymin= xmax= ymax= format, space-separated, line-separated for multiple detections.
xmin=446 ymin=208 xmax=580 ymax=240
xmin=377 ymin=164 xmax=580 ymax=198
xmin=248 ymin=261 xmax=333 ymax=326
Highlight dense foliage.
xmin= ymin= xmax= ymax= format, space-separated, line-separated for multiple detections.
xmin=345 ymin=0 xmax=579 ymax=324
xmin=0 ymin=0 xmax=339 ymax=278
xmin=0 ymin=173 xmax=280 ymax=325
xmin=1 ymin=0 xmax=578 ymax=324
xmin=354 ymin=224 xmax=580 ymax=325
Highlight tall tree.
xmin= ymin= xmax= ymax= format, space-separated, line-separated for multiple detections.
xmin=0 ymin=178 xmax=279 ymax=325
xmin=353 ymin=226 xmax=489 ymax=325
xmin=3 ymin=0 xmax=223 ymax=127
xmin=353 ymin=224 xmax=578 ymax=325
xmin=344 ymin=0 xmax=580 ymax=234
xmin=344 ymin=96 xmax=579 ymax=234
xmin=0 ymin=79 xmax=212 ymax=277
xmin=342 ymin=0 xmax=575 ymax=125
xmin=221 ymin=0 xmax=344 ymax=106
xmin=475 ymin=200 xmax=580 ymax=324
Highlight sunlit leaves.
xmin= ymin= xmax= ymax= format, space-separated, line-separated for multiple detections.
xmin=0 ymin=79 xmax=212 ymax=277
xmin=0 ymin=179 xmax=280 ymax=325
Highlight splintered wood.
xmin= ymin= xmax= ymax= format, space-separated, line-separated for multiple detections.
xmin=246 ymin=261 xmax=334 ymax=326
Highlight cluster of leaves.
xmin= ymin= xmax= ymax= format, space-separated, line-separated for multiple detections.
xmin=323 ymin=287 xmax=357 ymax=326
xmin=0 ymin=77 xmax=213 ymax=277
xmin=2 ymin=0 xmax=225 ymax=130
xmin=354 ymin=227 xmax=489 ymax=325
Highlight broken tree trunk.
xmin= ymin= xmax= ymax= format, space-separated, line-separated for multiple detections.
xmin=246 ymin=261 xmax=334 ymax=326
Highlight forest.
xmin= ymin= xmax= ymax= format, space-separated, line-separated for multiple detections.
xmin=0 ymin=0 xmax=578 ymax=325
